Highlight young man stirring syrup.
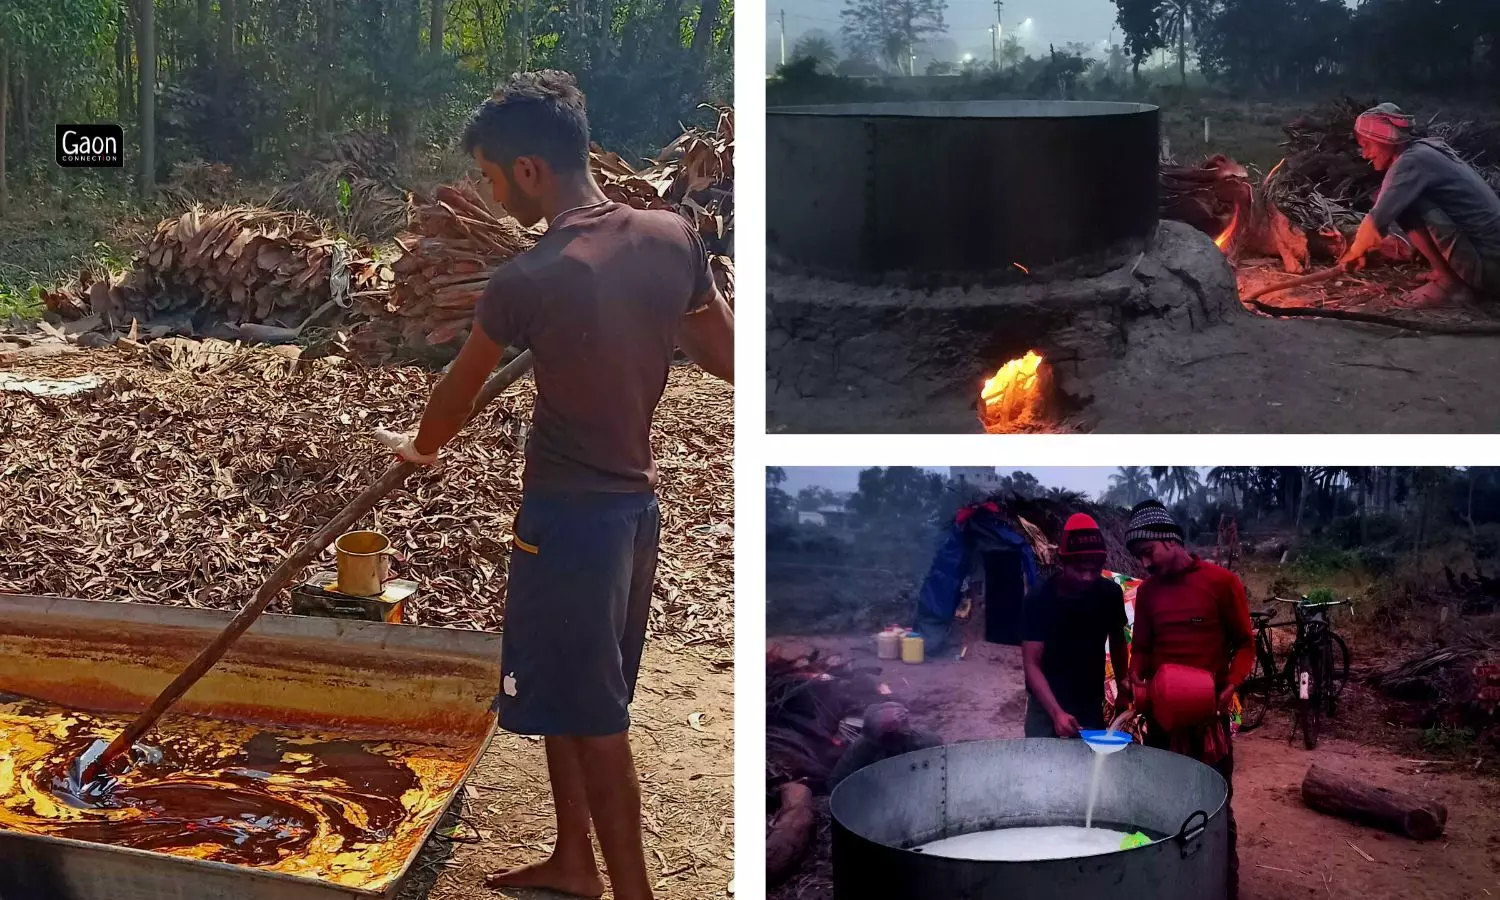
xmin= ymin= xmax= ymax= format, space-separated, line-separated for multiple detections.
xmin=377 ymin=70 xmax=733 ymax=900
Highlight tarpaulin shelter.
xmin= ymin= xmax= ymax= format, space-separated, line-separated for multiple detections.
xmin=913 ymin=501 xmax=1044 ymax=654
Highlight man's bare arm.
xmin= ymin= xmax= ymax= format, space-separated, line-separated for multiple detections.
xmin=679 ymin=290 xmax=734 ymax=384
xmin=412 ymin=327 xmax=508 ymax=456
xmin=1021 ymin=641 xmax=1063 ymax=720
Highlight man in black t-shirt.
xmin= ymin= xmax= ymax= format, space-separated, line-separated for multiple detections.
xmin=1022 ymin=514 xmax=1132 ymax=738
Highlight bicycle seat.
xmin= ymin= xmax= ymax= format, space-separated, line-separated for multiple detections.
xmin=1249 ymin=609 xmax=1273 ymax=622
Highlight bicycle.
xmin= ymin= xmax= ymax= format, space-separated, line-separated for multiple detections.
xmin=1237 ymin=595 xmax=1352 ymax=749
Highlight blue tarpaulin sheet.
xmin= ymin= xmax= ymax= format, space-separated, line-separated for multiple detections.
xmin=913 ymin=503 xmax=1040 ymax=653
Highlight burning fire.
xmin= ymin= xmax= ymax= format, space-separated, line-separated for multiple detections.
xmin=1213 ymin=205 xmax=1240 ymax=251
xmin=1012 ymin=262 xmax=1029 ymax=275
xmin=979 ymin=350 xmax=1050 ymax=433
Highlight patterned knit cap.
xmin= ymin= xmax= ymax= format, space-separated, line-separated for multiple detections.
xmin=1125 ymin=499 xmax=1184 ymax=547
xmin=1355 ymin=102 xmax=1414 ymax=146
xmin=1058 ymin=513 xmax=1107 ymax=566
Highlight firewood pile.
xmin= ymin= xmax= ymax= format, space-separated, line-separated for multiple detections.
xmin=1367 ymin=635 xmax=1500 ymax=746
xmin=0 ymin=348 xmax=732 ymax=649
xmin=36 ymin=112 xmax=735 ymax=363
xmin=346 ymin=183 xmax=540 ymax=359
xmin=1272 ymin=99 xmax=1500 ymax=235
xmin=269 ymin=131 xmax=412 ymax=240
xmin=41 ymin=206 xmax=391 ymax=343
xmin=354 ymin=107 xmax=737 ymax=358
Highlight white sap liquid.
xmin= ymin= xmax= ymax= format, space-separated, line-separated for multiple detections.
xmin=1085 ymin=751 xmax=1105 ymax=828
xmin=916 ymin=825 xmax=1133 ymax=861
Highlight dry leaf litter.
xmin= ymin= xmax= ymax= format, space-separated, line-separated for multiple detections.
xmin=0 ymin=348 xmax=732 ymax=649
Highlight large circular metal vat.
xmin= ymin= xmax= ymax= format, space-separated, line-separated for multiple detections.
xmin=768 ymin=101 xmax=1160 ymax=277
xmin=829 ymin=738 xmax=1229 ymax=900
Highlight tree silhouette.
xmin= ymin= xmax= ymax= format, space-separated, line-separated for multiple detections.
xmin=1151 ymin=467 xmax=1204 ymax=507
xmin=841 ymin=0 xmax=948 ymax=75
xmin=793 ymin=34 xmax=840 ymax=72
xmin=1107 ymin=467 xmax=1153 ymax=507
xmin=1111 ymin=0 xmax=1166 ymax=81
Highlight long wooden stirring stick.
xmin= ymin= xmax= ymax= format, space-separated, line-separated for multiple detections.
xmin=1243 ymin=265 xmax=1345 ymax=301
xmin=80 ymin=350 xmax=535 ymax=784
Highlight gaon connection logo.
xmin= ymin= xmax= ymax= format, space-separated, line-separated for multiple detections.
xmin=56 ymin=124 xmax=124 ymax=167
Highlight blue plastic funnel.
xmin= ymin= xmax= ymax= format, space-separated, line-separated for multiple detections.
xmin=1079 ymin=729 xmax=1132 ymax=755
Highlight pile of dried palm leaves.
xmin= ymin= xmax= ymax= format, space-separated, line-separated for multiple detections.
xmin=593 ymin=106 xmax=735 ymax=306
xmin=269 ymin=131 xmax=412 ymax=240
xmin=0 ymin=346 xmax=732 ymax=648
xmin=349 ymin=184 xmax=540 ymax=358
xmin=766 ymin=648 xmax=882 ymax=789
xmin=42 ymin=207 xmax=391 ymax=343
xmin=593 ymin=106 xmax=734 ymax=256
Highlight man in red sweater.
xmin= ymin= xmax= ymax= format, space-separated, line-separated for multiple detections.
xmin=1124 ymin=500 xmax=1253 ymax=900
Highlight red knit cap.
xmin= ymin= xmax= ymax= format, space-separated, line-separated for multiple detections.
xmin=1059 ymin=513 xmax=1107 ymax=565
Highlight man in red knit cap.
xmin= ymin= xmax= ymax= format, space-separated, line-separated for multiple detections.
xmin=1021 ymin=513 xmax=1131 ymax=739
xmin=1125 ymin=499 xmax=1253 ymax=900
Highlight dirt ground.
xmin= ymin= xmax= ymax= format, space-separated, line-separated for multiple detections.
xmin=1087 ymin=311 xmax=1500 ymax=434
xmin=394 ymin=645 xmax=734 ymax=900
xmin=768 ymin=633 xmax=1500 ymax=900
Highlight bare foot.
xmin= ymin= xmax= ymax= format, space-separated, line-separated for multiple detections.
xmin=1397 ymin=279 xmax=1471 ymax=308
xmin=485 ymin=855 xmax=605 ymax=897
xmin=1421 ymin=269 xmax=1445 ymax=283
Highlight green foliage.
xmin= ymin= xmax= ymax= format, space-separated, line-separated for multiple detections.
xmin=4 ymin=0 xmax=731 ymax=209
xmin=1356 ymin=546 xmax=1396 ymax=577
xmin=1289 ymin=543 xmax=1360 ymax=579
xmin=0 ymin=283 xmax=44 ymax=320
xmin=1304 ymin=587 xmax=1335 ymax=605
xmin=1421 ymin=725 xmax=1476 ymax=756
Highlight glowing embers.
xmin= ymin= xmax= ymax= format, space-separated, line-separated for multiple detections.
xmin=978 ymin=351 xmax=1053 ymax=433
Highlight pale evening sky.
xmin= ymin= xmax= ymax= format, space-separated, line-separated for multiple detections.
xmin=766 ymin=0 xmax=1361 ymax=69
xmin=776 ymin=466 xmax=1212 ymax=497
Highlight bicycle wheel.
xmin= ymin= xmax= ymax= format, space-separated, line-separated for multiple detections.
xmin=1325 ymin=633 xmax=1351 ymax=716
xmin=1301 ymin=650 xmax=1321 ymax=750
xmin=1238 ymin=654 xmax=1274 ymax=732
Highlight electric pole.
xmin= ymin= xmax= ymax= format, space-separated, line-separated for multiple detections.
xmin=994 ymin=0 xmax=1004 ymax=47
xmin=780 ymin=9 xmax=786 ymax=66
xmin=990 ymin=25 xmax=997 ymax=65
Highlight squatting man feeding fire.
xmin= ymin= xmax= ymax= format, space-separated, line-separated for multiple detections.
xmin=376 ymin=70 xmax=734 ymax=900
xmin=1337 ymin=103 xmax=1500 ymax=307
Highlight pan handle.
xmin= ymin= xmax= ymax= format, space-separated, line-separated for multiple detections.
xmin=1175 ymin=809 xmax=1208 ymax=860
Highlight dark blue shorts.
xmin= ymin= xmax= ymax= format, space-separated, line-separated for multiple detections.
xmin=496 ymin=490 xmax=660 ymax=737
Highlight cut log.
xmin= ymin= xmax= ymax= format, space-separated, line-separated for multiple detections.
xmin=1301 ymin=764 xmax=1448 ymax=840
xmin=767 ymin=782 xmax=816 ymax=887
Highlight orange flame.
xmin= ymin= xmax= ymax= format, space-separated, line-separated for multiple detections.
xmin=979 ymin=351 xmax=1048 ymax=433
xmin=1264 ymin=157 xmax=1286 ymax=186
xmin=1012 ymin=262 xmax=1029 ymax=275
xmin=1213 ymin=205 xmax=1240 ymax=251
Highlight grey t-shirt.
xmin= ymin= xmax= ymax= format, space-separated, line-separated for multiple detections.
xmin=1369 ymin=141 xmax=1500 ymax=258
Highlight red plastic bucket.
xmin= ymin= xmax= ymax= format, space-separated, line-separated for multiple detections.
xmin=1150 ymin=663 xmax=1217 ymax=732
